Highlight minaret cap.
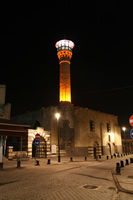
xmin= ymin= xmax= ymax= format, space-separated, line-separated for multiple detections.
xmin=55 ymin=39 xmax=75 ymax=52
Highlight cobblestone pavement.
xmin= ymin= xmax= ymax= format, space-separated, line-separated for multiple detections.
xmin=0 ymin=155 xmax=133 ymax=200
xmin=115 ymin=162 xmax=133 ymax=200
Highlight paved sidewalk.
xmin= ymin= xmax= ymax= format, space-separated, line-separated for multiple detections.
xmin=112 ymin=157 xmax=133 ymax=200
xmin=116 ymin=163 xmax=133 ymax=192
xmin=0 ymin=155 xmax=133 ymax=200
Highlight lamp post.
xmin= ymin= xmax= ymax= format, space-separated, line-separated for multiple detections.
xmin=122 ymin=127 xmax=126 ymax=153
xmin=55 ymin=113 xmax=60 ymax=162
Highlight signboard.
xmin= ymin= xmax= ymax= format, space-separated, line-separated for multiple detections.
xmin=35 ymin=140 xmax=40 ymax=146
xmin=51 ymin=145 xmax=56 ymax=154
xmin=35 ymin=133 xmax=40 ymax=140
xmin=129 ymin=115 xmax=133 ymax=127
xmin=130 ymin=129 xmax=133 ymax=139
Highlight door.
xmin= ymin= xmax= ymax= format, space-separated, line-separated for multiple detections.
xmin=94 ymin=147 xmax=96 ymax=158
xmin=32 ymin=136 xmax=47 ymax=158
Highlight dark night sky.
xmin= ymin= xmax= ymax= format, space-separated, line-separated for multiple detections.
xmin=2 ymin=5 xmax=133 ymax=127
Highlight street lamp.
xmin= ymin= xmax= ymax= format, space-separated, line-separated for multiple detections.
xmin=122 ymin=127 xmax=126 ymax=153
xmin=55 ymin=113 xmax=60 ymax=162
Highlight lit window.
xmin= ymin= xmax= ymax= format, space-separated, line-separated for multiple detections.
xmin=66 ymin=41 xmax=68 ymax=46
xmin=62 ymin=40 xmax=64 ymax=46
xmin=59 ymin=42 xmax=61 ymax=47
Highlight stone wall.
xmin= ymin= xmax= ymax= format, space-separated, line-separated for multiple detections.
xmin=0 ymin=103 xmax=11 ymax=120
xmin=73 ymin=107 xmax=122 ymax=156
xmin=72 ymin=147 xmax=88 ymax=157
xmin=12 ymin=103 xmax=122 ymax=156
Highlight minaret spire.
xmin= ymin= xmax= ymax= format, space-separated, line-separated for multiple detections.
xmin=55 ymin=39 xmax=75 ymax=103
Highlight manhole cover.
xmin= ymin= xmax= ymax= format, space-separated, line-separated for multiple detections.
xmin=82 ymin=184 xmax=98 ymax=190
xmin=128 ymin=176 xmax=133 ymax=179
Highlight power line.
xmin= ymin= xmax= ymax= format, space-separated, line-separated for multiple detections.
xmin=10 ymin=85 xmax=133 ymax=98
xmin=73 ymin=85 xmax=133 ymax=95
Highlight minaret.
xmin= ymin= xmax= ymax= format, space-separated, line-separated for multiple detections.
xmin=55 ymin=39 xmax=74 ymax=103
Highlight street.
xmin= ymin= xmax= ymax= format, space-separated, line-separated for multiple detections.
xmin=0 ymin=156 xmax=133 ymax=200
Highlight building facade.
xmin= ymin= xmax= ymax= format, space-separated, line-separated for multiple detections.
xmin=0 ymin=85 xmax=29 ymax=163
xmin=0 ymin=85 xmax=11 ymax=120
xmin=13 ymin=102 xmax=122 ymax=157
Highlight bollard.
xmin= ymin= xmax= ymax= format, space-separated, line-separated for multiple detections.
xmin=111 ymin=155 xmax=113 ymax=159
xmin=125 ymin=159 xmax=129 ymax=165
xmin=58 ymin=155 xmax=61 ymax=162
xmin=121 ymin=154 xmax=123 ymax=157
xmin=130 ymin=158 xmax=133 ymax=163
xmin=99 ymin=155 xmax=101 ymax=159
xmin=85 ymin=156 xmax=87 ymax=161
xmin=96 ymin=156 xmax=98 ymax=161
xmin=107 ymin=155 xmax=109 ymax=160
xmin=36 ymin=160 xmax=40 ymax=166
xmin=0 ymin=162 xmax=3 ymax=169
xmin=120 ymin=160 xmax=124 ymax=167
xmin=70 ymin=157 xmax=73 ymax=162
xmin=114 ymin=154 xmax=116 ymax=158
xmin=17 ymin=160 xmax=21 ymax=168
xmin=47 ymin=159 xmax=51 ymax=165
xmin=116 ymin=162 xmax=121 ymax=175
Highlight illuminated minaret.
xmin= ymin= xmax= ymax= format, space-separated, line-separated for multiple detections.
xmin=55 ymin=39 xmax=75 ymax=103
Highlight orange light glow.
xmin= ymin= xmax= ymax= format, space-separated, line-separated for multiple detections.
xmin=59 ymin=60 xmax=71 ymax=65
xmin=57 ymin=50 xmax=72 ymax=61
xmin=60 ymin=88 xmax=71 ymax=102
xmin=59 ymin=61 xmax=71 ymax=102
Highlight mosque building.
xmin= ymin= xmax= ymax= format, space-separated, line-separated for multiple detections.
xmin=11 ymin=39 xmax=122 ymax=158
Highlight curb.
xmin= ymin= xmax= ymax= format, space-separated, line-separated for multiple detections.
xmin=111 ymin=171 xmax=133 ymax=195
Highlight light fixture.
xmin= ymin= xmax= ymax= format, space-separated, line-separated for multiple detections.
xmin=122 ymin=127 xmax=126 ymax=131
xmin=55 ymin=113 xmax=60 ymax=120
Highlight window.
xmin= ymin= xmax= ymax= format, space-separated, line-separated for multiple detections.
xmin=90 ymin=120 xmax=95 ymax=132
xmin=107 ymin=123 xmax=111 ymax=132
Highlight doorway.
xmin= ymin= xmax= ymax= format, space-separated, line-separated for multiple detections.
xmin=32 ymin=136 xmax=47 ymax=158
xmin=93 ymin=141 xmax=99 ymax=158
xmin=94 ymin=147 xmax=97 ymax=158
